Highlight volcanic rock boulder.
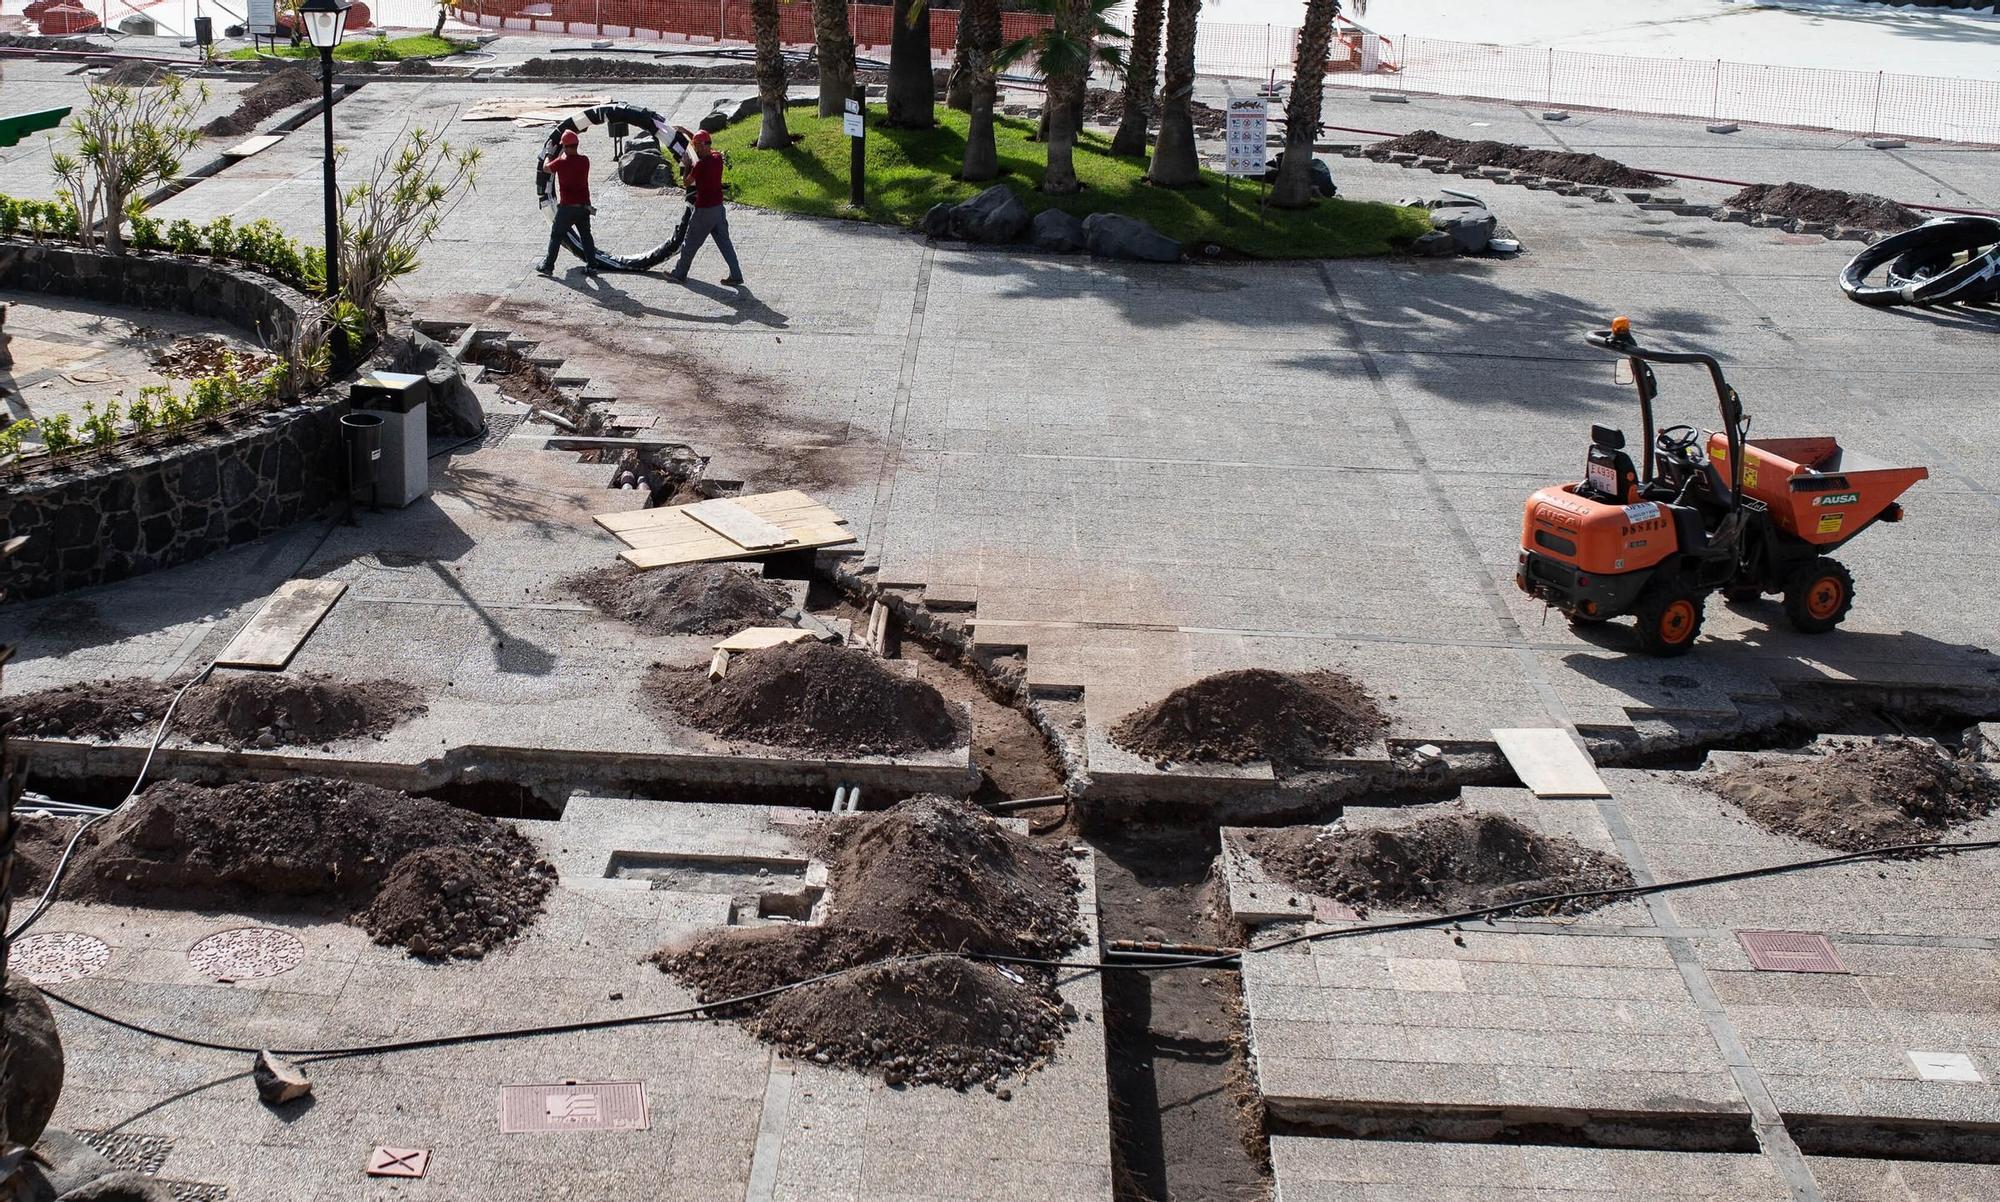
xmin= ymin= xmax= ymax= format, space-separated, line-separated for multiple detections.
xmin=1084 ymin=212 xmax=1182 ymax=263
xmin=656 ymin=796 xmax=1083 ymax=1088
xmin=645 ymin=640 xmax=964 ymax=756
xmin=1031 ymin=208 xmax=1088 ymax=253
xmin=389 ymin=327 xmax=485 ymax=437
xmin=950 ymin=184 xmax=1032 ymax=245
xmin=1112 ymin=667 xmax=1386 ymax=769
xmin=1708 ymin=740 xmax=2000 ymax=851
xmin=1433 ymin=205 xmax=1497 ymax=252
xmin=1253 ymin=811 xmax=1635 ymax=917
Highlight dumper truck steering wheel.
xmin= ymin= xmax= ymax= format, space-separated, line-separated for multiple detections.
xmin=1657 ymin=424 xmax=1701 ymax=458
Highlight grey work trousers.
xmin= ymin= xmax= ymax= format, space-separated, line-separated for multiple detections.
xmin=670 ymin=204 xmax=742 ymax=279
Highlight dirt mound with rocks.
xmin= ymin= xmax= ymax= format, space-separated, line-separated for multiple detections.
xmin=98 ymin=60 xmax=170 ymax=86
xmin=567 ymin=563 xmax=794 ymax=636
xmin=1366 ymin=129 xmax=1666 ymax=188
xmin=1253 ymin=811 xmax=1635 ymax=917
xmin=6 ymin=812 xmax=80 ymax=899
xmin=656 ymin=796 xmax=1082 ymax=1087
xmin=513 ymin=55 xmax=813 ymax=82
xmin=1113 ymin=668 xmax=1386 ymax=769
xmin=67 ymin=777 xmax=555 ymax=957
xmin=3 ymin=678 xmax=173 ymax=740
xmin=1083 ymin=87 xmax=1226 ymax=135
xmin=1722 ymin=182 xmax=1918 ymax=232
xmin=2 ymin=673 xmax=422 ymax=748
xmin=203 ymin=67 xmax=316 ymax=137
xmin=1707 ymin=740 xmax=2000 ymax=851
xmin=172 ymin=672 xmax=426 ymax=748
xmin=646 ymin=641 xmax=964 ymax=756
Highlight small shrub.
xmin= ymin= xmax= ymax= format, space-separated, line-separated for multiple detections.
xmin=0 ymin=419 xmax=34 ymax=462
xmin=38 ymin=414 xmax=79 ymax=456
xmin=158 ymin=390 xmax=196 ymax=428
xmin=80 ymin=398 xmax=122 ymax=448
xmin=129 ymin=211 xmax=165 ymax=251
xmin=203 ymin=215 xmax=235 ymax=260
xmin=0 ymin=196 xmax=20 ymax=238
xmin=166 ymin=217 xmax=203 ymax=255
xmin=188 ymin=373 xmax=230 ymax=419
xmin=129 ymin=386 xmax=170 ymax=434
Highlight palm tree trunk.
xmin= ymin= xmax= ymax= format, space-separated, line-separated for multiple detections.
xmin=947 ymin=5 xmax=973 ymax=110
xmin=961 ymin=0 xmax=1001 ymax=179
xmin=1041 ymin=0 xmax=1088 ymax=193
xmin=1110 ymin=0 xmax=1162 ymax=156
xmin=814 ymin=0 xmax=857 ymax=117
xmin=1272 ymin=0 xmax=1337 ymax=206
xmin=754 ymin=0 xmax=792 ymax=147
xmin=1146 ymin=0 xmax=1200 ymax=186
xmin=886 ymin=0 xmax=936 ymax=128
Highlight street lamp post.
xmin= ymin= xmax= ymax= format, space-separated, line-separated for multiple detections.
xmin=298 ymin=0 xmax=352 ymax=311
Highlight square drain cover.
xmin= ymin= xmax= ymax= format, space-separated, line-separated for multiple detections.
xmin=500 ymin=1081 xmax=650 ymax=1133
xmin=1738 ymin=930 xmax=1847 ymax=973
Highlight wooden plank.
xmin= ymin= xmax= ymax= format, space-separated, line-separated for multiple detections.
xmin=214 ymin=579 xmax=348 ymax=670
xmin=1491 ymin=728 xmax=1611 ymax=799
xmin=594 ymin=490 xmax=839 ymax=536
xmin=618 ymin=520 xmax=851 ymax=554
xmin=222 ymin=134 xmax=283 ymax=158
xmin=621 ymin=526 xmax=858 ymax=569
xmin=713 ymin=627 xmax=815 ymax=652
xmin=683 ymin=498 xmax=793 ymax=551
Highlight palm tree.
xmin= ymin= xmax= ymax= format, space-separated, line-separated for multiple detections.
xmin=1109 ymin=0 xmax=1162 ymax=157
xmin=1272 ymin=0 xmax=1339 ymax=206
xmin=753 ymin=0 xmax=792 ymax=147
xmin=948 ymin=7 xmax=974 ymax=110
xmin=885 ymin=0 xmax=936 ymax=128
xmin=961 ymin=0 xmax=1003 ymax=179
xmin=998 ymin=0 xmax=1126 ymax=194
xmin=813 ymin=0 xmax=857 ymax=117
xmin=1146 ymin=0 xmax=1199 ymax=186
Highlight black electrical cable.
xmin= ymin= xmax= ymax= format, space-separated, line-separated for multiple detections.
xmin=37 ymin=835 xmax=2000 ymax=1064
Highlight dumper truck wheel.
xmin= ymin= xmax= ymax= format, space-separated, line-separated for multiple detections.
xmin=1783 ymin=558 xmax=1854 ymax=634
xmin=1633 ymin=582 xmax=1705 ymax=657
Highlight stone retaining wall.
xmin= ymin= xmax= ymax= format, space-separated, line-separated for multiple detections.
xmin=0 ymin=241 xmax=347 ymax=601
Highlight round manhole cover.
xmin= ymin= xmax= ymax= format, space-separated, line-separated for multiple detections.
xmin=12 ymin=932 xmax=112 ymax=985
xmin=188 ymin=927 xmax=305 ymax=980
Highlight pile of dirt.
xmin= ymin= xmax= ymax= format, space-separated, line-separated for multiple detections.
xmin=202 ymin=67 xmax=317 ymax=138
xmin=1365 ymin=129 xmax=1666 ymax=188
xmin=170 ymin=672 xmax=426 ymax=749
xmin=567 ymin=563 xmax=793 ymax=635
xmin=1252 ymin=811 xmax=1636 ymax=917
xmin=1 ymin=673 xmax=422 ymax=748
xmin=150 ymin=335 xmax=277 ymax=380
xmin=98 ymin=60 xmax=170 ymax=87
xmin=66 ymin=777 xmax=556 ymax=957
xmin=1083 ymin=88 xmax=1226 ymax=136
xmin=645 ymin=641 xmax=965 ymax=755
xmin=1112 ymin=668 xmax=1386 ymax=770
xmin=1707 ymin=740 xmax=2000 ymax=851
xmin=656 ymin=796 xmax=1082 ymax=1088
xmin=1722 ymin=181 xmax=1919 ymax=232
xmin=2 ymin=678 xmax=173 ymax=740
xmin=6 ymin=812 xmax=80 ymax=900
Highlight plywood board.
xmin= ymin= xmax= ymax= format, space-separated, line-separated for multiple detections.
xmin=682 ymin=498 xmax=791 ymax=551
xmin=597 ymin=489 xmax=855 ymax=569
xmin=619 ymin=524 xmax=857 ymax=569
xmin=215 ymin=578 xmax=348 ymax=670
xmin=222 ymin=134 xmax=283 ymax=158
xmin=596 ymin=490 xmax=823 ymax=534
xmin=1492 ymin=728 xmax=1610 ymax=798
xmin=713 ymin=627 xmax=815 ymax=652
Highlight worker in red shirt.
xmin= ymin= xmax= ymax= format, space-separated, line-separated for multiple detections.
xmin=667 ymin=129 xmax=744 ymax=287
xmin=536 ymin=129 xmax=598 ymax=277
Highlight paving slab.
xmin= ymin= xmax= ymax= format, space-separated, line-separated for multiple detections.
xmin=36 ymin=797 xmax=1112 ymax=1201
xmin=1269 ymin=1135 xmax=1790 ymax=1201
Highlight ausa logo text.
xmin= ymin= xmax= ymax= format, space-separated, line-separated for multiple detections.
xmin=1814 ymin=492 xmax=1859 ymax=507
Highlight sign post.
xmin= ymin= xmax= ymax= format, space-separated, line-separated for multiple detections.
xmin=1223 ymin=97 xmax=1269 ymax=226
xmin=845 ymin=88 xmax=865 ymax=209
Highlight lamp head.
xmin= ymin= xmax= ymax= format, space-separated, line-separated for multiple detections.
xmin=297 ymin=0 xmax=351 ymax=50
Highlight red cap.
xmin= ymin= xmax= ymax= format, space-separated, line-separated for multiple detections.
xmin=560 ymin=130 xmax=580 ymax=146
xmin=692 ymin=129 xmax=711 ymax=146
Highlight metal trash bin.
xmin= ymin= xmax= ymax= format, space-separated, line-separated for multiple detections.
xmin=340 ymin=411 xmax=384 ymax=513
xmin=350 ymin=371 xmax=430 ymax=507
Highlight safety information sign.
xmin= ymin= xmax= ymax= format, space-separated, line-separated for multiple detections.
xmin=844 ymin=98 xmax=864 ymax=138
xmin=1224 ymin=98 xmax=1267 ymax=177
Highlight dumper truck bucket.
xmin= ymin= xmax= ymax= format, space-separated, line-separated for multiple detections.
xmin=1705 ymin=434 xmax=1928 ymax=548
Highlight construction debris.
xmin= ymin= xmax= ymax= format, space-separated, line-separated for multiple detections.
xmin=1708 ymin=739 xmax=2000 ymax=851
xmin=596 ymin=489 xmax=855 ymax=569
xmin=252 ymin=1051 xmax=312 ymax=1106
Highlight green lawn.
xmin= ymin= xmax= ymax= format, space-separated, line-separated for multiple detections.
xmin=226 ymin=34 xmax=469 ymax=62
xmin=709 ymin=107 xmax=1432 ymax=259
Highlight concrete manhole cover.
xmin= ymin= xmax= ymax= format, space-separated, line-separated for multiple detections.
xmin=499 ymin=1081 xmax=650 ymax=1133
xmin=1737 ymin=929 xmax=1847 ymax=974
xmin=12 ymin=932 xmax=111 ymax=985
xmin=188 ymin=927 xmax=305 ymax=980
